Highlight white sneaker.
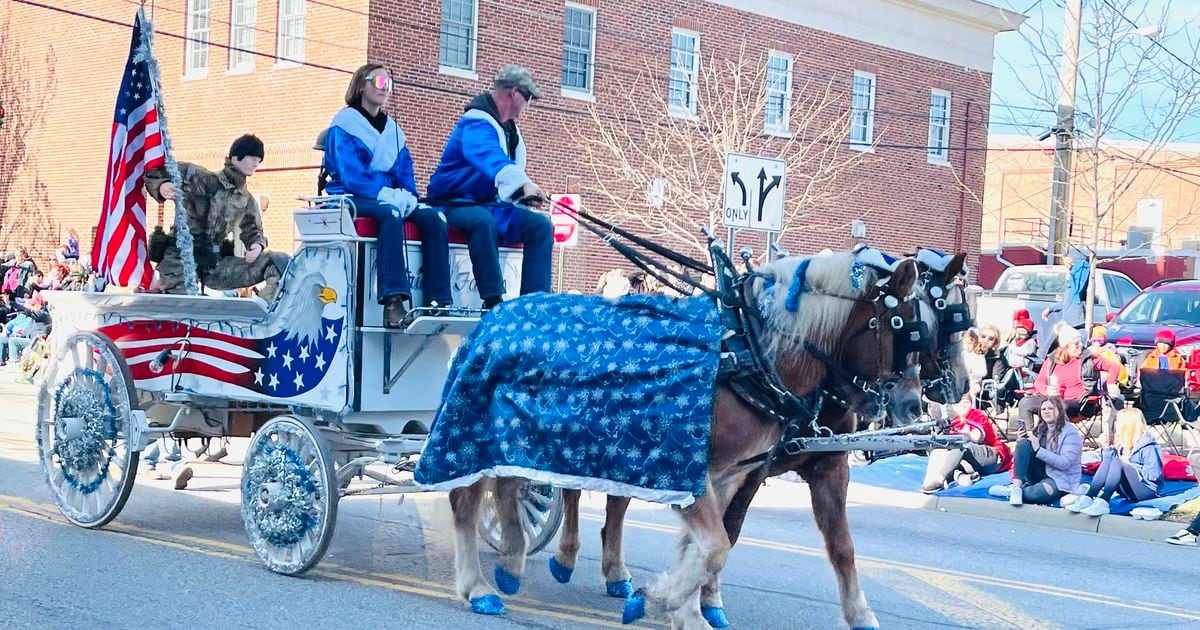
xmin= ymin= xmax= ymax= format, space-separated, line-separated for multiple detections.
xmin=1061 ymin=494 xmax=1082 ymax=508
xmin=1165 ymin=529 xmax=1198 ymax=546
xmin=1066 ymin=496 xmax=1094 ymax=513
xmin=1009 ymin=486 xmax=1024 ymax=506
xmin=988 ymin=484 xmax=1013 ymax=498
xmin=1080 ymin=497 xmax=1109 ymax=517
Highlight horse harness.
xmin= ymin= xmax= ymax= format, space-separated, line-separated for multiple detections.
xmin=920 ymin=273 xmax=973 ymax=400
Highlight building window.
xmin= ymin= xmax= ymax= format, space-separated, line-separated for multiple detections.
xmin=184 ymin=0 xmax=211 ymax=76
xmin=561 ymin=4 xmax=596 ymax=95
xmin=928 ymin=89 xmax=951 ymax=163
xmin=277 ymin=0 xmax=306 ymax=65
xmin=440 ymin=0 xmax=477 ymax=72
xmin=229 ymin=0 xmax=258 ymax=71
xmin=849 ymin=71 xmax=876 ymax=147
xmin=764 ymin=52 xmax=793 ymax=135
xmin=669 ymin=29 xmax=700 ymax=117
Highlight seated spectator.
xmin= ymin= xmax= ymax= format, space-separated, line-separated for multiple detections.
xmin=921 ymin=397 xmax=1013 ymax=493
xmin=55 ymin=229 xmax=80 ymax=263
xmin=1065 ymin=406 xmax=1163 ymax=516
xmin=965 ymin=325 xmax=1005 ymax=396
xmin=990 ymin=396 xmax=1082 ymax=506
xmin=1140 ymin=329 xmax=1186 ymax=372
xmin=1016 ymin=323 xmax=1122 ymax=426
xmin=1004 ymin=317 xmax=1039 ymax=370
xmin=1165 ymin=452 xmax=1200 ymax=546
xmin=1 ymin=293 xmax=50 ymax=367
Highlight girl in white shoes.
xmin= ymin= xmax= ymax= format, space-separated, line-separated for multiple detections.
xmin=989 ymin=397 xmax=1082 ymax=506
xmin=1065 ymin=407 xmax=1164 ymax=517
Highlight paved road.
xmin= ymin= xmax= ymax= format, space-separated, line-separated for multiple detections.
xmin=2 ymin=378 xmax=1199 ymax=630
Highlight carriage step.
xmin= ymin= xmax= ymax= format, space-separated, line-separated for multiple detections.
xmin=373 ymin=437 xmax=427 ymax=457
xmin=359 ymin=314 xmax=480 ymax=336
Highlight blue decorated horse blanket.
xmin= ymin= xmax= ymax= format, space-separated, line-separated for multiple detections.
xmin=413 ymin=293 xmax=725 ymax=506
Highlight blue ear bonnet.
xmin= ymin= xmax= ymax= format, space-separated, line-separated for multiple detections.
xmin=784 ymin=258 xmax=811 ymax=313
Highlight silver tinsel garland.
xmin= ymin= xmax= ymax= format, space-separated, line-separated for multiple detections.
xmin=243 ymin=442 xmax=319 ymax=547
xmin=52 ymin=369 xmax=119 ymax=495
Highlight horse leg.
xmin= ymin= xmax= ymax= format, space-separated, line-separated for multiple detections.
xmin=449 ymin=482 xmax=504 ymax=614
xmin=623 ymin=490 xmax=728 ymax=630
xmin=803 ymin=455 xmax=879 ymax=630
xmin=601 ymin=495 xmax=634 ymax=597
xmin=549 ymin=488 xmax=581 ymax=584
xmin=492 ymin=477 xmax=529 ymax=595
xmin=698 ymin=464 xmax=768 ymax=628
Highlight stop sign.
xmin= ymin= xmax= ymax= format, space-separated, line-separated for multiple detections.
xmin=550 ymin=193 xmax=580 ymax=247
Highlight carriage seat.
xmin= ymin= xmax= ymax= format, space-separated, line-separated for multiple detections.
xmin=351 ymin=217 xmax=524 ymax=249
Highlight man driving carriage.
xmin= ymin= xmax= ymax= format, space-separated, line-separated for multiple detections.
xmin=145 ymin=134 xmax=290 ymax=302
xmin=425 ymin=64 xmax=554 ymax=308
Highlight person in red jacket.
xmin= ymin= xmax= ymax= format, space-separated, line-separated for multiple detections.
xmin=922 ymin=397 xmax=1013 ymax=493
xmin=1015 ymin=323 xmax=1122 ymax=429
xmin=1140 ymin=329 xmax=1186 ymax=372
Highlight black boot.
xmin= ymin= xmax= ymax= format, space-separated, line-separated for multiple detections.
xmin=383 ymin=296 xmax=408 ymax=328
xmin=482 ymin=295 xmax=503 ymax=310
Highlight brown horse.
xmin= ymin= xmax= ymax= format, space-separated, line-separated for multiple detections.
xmin=444 ymin=251 xmax=926 ymax=628
xmin=549 ymin=251 xmax=971 ymax=629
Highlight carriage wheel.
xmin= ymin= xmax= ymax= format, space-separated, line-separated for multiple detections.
xmin=36 ymin=331 xmax=140 ymax=528
xmin=479 ymin=481 xmax=565 ymax=555
xmin=241 ymin=415 xmax=338 ymax=575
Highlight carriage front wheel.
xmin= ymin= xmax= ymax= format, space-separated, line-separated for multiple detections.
xmin=241 ymin=415 xmax=338 ymax=575
xmin=479 ymin=481 xmax=565 ymax=555
xmin=36 ymin=331 xmax=140 ymax=528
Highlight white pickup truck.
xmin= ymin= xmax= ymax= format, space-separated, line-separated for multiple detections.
xmin=970 ymin=264 xmax=1142 ymax=335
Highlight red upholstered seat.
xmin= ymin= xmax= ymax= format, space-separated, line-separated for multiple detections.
xmin=353 ymin=216 xmax=522 ymax=248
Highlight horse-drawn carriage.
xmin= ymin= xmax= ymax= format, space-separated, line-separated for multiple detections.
xmin=35 ymin=195 xmax=564 ymax=575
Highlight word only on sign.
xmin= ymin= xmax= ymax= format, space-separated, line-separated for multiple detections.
xmin=722 ymin=152 xmax=786 ymax=232
xmin=550 ymin=193 xmax=580 ymax=247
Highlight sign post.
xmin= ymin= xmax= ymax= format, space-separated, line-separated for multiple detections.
xmin=551 ymin=186 xmax=581 ymax=292
xmin=723 ymin=152 xmax=786 ymax=262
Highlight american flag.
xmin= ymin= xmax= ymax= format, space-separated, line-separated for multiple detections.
xmin=92 ymin=9 xmax=163 ymax=289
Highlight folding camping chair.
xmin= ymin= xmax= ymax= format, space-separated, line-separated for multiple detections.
xmin=1135 ymin=368 xmax=1193 ymax=454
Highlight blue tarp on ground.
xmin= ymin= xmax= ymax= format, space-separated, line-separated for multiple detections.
xmin=850 ymin=453 xmax=1200 ymax=515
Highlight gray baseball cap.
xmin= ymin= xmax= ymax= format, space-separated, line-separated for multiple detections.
xmin=493 ymin=64 xmax=542 ymax=99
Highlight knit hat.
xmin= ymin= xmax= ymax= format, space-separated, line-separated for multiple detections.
xmin=229 ymin=134 xmax=265 ymax=161
xmin=1090 ymin=325 xmax=1108 ymax=342
xmin=1056 ymin=322 xmax=1082 ymax=347
xmin=1156 ymin=329 xmax=1177 ymax=348
xmin=1015 ymin=317 xmax=1035 ymax=333
xmin=1013 ymin=309 xmax=1030 ymax=321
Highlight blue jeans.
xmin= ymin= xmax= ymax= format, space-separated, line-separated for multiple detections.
xmin=7 ymin=336 xmax=32 ymax=363
xmin=444 ymin=203 xmax=553 ymax=300
xmin=352 ymin=198 xmax=452 ymax=306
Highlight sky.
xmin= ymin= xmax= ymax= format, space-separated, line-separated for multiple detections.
xmin=987 ymin=0 xmax=1200 ymax=143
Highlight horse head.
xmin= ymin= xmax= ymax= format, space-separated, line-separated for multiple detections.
xmin=914 ymin=249 xmax=972 ymax=405
xmin=754 ymin=249 xmax=927 ymax=428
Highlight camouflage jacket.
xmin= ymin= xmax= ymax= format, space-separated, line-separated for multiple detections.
xmin=145 ymin=157 xmax=265 ymax=252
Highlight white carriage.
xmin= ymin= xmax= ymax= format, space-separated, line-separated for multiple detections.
xmin=35 ymin=197 xmax=565 ymax=574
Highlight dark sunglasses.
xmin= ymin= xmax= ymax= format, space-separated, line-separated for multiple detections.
xmin=516 ymin=87 xmax=533 ymax=102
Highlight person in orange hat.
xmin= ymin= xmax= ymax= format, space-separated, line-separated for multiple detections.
xmin=1141 ymin=329 xmax=1185 ymax=371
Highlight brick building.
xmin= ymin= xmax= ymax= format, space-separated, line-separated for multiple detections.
xmin=2 ymin=0 xmax=1020 ymax=291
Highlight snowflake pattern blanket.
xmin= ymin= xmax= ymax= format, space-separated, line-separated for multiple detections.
xmin=413 ymin=293 xmax=725 ymax=506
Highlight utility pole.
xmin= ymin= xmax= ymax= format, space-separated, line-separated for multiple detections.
xmin=1046 ymin=0 xmax=1082 ymax=265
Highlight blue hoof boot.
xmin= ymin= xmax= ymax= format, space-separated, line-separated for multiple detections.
xmin=494 ymin=566 xmax=521 ymax=595
xmin=850 ymin=627 xmax=880 ymax=630
xmin=548 ymin=557 xmax=574 ymax=584
xmin=606 ymin=579 xmax=634 ymax=598
xmin=470 ymin=594 xmax=505 ymax=615
xmin=702 ymin=605 xmax=730 ymax=628
xmin=622 ymin=588 xmax=647 ymax=625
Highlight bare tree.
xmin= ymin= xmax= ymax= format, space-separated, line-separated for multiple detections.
xmin=571 ymin=45 xmax=872 ymax=259
xmin=986 ymin=0 xmax=1200 ymax=326
xmin=0 ymin=6 xmax=59 ymax=255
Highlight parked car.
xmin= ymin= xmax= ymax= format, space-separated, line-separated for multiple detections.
xmin=971 ymin=264 xmax=1141 ymax=347
xmin=1107 ymin=279 xmax=1200 ymax=393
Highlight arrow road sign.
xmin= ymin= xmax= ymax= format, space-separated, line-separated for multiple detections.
xmin=722 ymin=152 xmax=786 ymax=232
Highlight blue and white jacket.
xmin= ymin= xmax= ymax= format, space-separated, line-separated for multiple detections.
xmin=426 ymin=94 xmax=530 ymax=205
xmin=322 ymin=106 xmax=417 ymax=202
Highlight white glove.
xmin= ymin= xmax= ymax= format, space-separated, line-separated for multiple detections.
xmin=378 ymin=187 xmax=418 ymax=219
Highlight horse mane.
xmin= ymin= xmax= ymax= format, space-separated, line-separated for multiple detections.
xmin=754 ymin=251 xmax=874 ymax=360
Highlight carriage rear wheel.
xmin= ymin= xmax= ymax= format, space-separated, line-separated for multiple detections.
xmin=36 ymin=332 xmax=140 ymax=528
xmin=241 ymin=415 xmax=338 ymax=575
xmin=478 ymin=481 xmax=565 ymax=555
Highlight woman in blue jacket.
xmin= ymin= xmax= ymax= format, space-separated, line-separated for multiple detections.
xmin=323 ymin=64 xmax=452 ymax=327
xmin=1066 ymin=407 xmax=1164 ymax=516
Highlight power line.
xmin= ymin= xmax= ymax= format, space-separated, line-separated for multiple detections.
xmin=1100 ymin=0 xmax=1200 ymax=78
xmin=123 ymin=0 xmax=365 ymax=54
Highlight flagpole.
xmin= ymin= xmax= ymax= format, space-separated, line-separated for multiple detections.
xmin=137 ymin=7 xmax=198 ymax=294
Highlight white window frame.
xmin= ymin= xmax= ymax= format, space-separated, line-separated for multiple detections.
xmin=561 ymin=3 xmax=597 ymax=100
xmin=228 ymin=0 xmax=258 ymax=73
xmin=927 ymin=89 xmax=952 ymax=164
xmin=763 ymin=51 xmax=793 ymax=136
xmin=668 ymin=28 xmax=700 ymax=118
xmin=275 ymin=0 xmax=306 ymax=67
xmin=439 ymin=0 xmax=479 ymax=78
xmin=183 ymin=0 xmax=211 ymax=78
xmin=849 ymin=71 xmax=876 ymax=150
